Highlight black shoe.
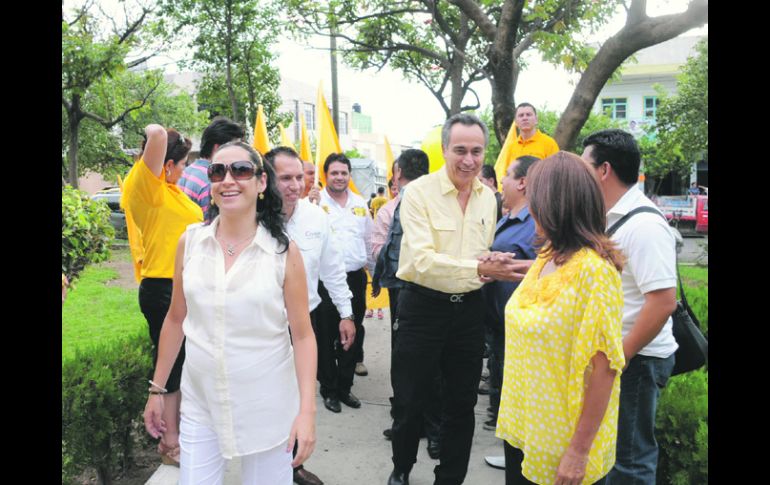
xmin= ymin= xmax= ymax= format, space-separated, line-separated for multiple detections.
xmin=387 ymin=469 xmax=409 ymax=485
xmin=323 ymin=396 xmax=341 ymax=413
xmin=294 ymin=466 xmax=324 ymax=485
xmin=383 ymin=428 xmax=392 ymax=440
xmin=427 ymin=438 xmax=441 ymax=459
xmin=483 ymin=417 xmax=497 ymax=431
xmin=340 ymin=392 xmax=361 ymax=409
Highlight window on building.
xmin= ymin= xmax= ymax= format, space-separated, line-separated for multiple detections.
xmin=601 ymin=98 xmax=627 ymax=120
xmin=339 ymin=112 xmax=348 ymax=134
xmin=644 ymin=96 xmax=659 ymax=120
xmin=304 ymin=103 xmax=315 ymax=130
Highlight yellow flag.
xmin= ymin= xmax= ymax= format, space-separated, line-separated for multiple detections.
xmin=314 ymin=83 xmax=360 ymax=194
xmin=384 ymin=135 xmax=395 ymax=199
xmin=299 ymin=114 xmax=313 ymax=163
xmin=493 ymin=121 xmax=517 ymax=191
xmin=279 ymin=123 xmax=296 ymax=151
xmin=252 ymin=104 xmax=271 ymax=155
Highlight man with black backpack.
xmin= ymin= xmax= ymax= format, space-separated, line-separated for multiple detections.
xmin=582 ymin=129 xmax=678 ymax=485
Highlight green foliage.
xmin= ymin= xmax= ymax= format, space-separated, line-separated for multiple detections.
xmin=62 ymin=2 xmax=197 ymax=183
xmin=678 ymin=264 xmax=708 ymax=337
xmin=344 ymin=147 xmax=365 ymax=159
xmin=62 ymin=186 xmax=114 ymax=283
xmin=655 ymin=38 xmax=708 ymax=168
xmin=63 ymin=69 xmax=208 ymax=181
xmin=165 ymin=0 xmax=292 ymax=135
xmin=61 ymin=335 xmax=153 ymax=484
xmin=656 ymin=369 xmax=708 ymax=485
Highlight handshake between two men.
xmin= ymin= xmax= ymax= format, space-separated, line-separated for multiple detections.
xmin=477 ymin=252 xmax=534 ymax=284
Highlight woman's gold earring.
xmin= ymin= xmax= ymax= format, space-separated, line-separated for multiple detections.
xmin=258 ymin=193 xmax=265 ymax=200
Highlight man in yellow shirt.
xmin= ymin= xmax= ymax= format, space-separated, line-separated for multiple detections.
xmin=387 ymin=113 xmax=520 ymax=485
xmin=370 ymin=186 xmax=388 ymax=218
xmin=499 ymin=103 xmax=559 ymax=180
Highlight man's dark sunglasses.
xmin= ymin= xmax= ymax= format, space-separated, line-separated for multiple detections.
xmin=207 ymin=160 xmax=257 ymax=183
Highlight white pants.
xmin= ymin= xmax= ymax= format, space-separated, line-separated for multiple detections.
xmin=179 ymin=414 xmax=293 ymax=485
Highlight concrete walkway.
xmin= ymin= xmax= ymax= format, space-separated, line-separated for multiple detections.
xmin=145 ymin=308 xmax=504 ymax=485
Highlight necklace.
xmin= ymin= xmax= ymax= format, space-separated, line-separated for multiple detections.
xmin=216 ymin=229 xmax=257 ymax=257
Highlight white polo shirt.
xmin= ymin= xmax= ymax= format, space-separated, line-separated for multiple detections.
xmin=286 ymin=198 xmax=353 ymax=316
xmin=319 ymin=188 xmax=374 ymax=273
xmin=606 ymin=187 xmax=678 ymax=358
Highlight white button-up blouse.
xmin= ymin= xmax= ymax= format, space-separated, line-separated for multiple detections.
xmin=179 ymin=218 xmax=299 ymax=458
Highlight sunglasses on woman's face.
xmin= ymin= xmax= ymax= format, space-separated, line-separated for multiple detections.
xmin=208 ymin=161 xmax=257 ymax=183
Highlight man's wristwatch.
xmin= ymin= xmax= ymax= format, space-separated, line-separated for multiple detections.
xmin=340 ymin=315 xmax=354 ymax=321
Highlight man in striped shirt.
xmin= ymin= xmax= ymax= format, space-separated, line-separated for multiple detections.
xmin=177 ymin=116 xmax=244 ymax=218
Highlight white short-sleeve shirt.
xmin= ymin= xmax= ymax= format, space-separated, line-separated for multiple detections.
xmin=606 ymin=187 xmax=679 ymax=358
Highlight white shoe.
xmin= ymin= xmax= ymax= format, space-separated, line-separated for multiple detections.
xmin=484 ymin=455 xmax=505 ymax=470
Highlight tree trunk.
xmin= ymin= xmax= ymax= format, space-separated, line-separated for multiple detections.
xmin=489 ymin=62 xmax=520 ymax=146
xmin=448 ymin=59 xmax=465 ymax=116
xmin=554 ymin=0 xmax=708 ymax=150
xmin=67 ymin=95 xmax=82 ymax=188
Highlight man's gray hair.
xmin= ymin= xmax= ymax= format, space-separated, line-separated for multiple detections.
xmin=441 ymin=113 xmax=489 ymax=149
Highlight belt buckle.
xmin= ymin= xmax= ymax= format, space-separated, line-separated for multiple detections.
xmin=450 ymin=294 xmax=463 ymax=303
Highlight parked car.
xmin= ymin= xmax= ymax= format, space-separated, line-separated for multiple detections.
xmin=91 ymin=187 xmax=127 ymax=238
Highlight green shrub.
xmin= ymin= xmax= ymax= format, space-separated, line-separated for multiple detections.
xmin=656 ymin=369 xmax=708 ymax=485
xmin=678 ymin=265 xmax=708 ymax=337
xmin=61 ymin=334 xmax=153 ymax=485
xmin=62 ymin=185 xmax=115 ymax=283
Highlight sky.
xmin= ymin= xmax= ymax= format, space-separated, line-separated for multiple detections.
xmin=64 ymin=0 xmax=707 ymax=146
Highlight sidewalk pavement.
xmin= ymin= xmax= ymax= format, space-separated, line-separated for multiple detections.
xmin=145 ymin=307 xmax=505 ymax=484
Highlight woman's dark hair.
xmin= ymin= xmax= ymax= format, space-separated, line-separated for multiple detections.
xmin=141 ymin=128 xmax=192 ymax=165
xmin=206 ymin=141 xmax=289 ymax=252
xmin=527 ymin=151 xmax=623 ymax=271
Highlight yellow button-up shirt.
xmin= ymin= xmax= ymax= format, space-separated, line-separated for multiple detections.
xmin=396 ymin=166 xmax=496 ymax=294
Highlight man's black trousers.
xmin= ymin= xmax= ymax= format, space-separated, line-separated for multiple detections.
xmin=390 ymin=285 xmax=485 ymax=485
xmin=315 ymin=268 xmax=367 ymax=398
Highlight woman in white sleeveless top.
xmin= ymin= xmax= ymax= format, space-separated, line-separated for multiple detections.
xmin=143 ymin=141 xmax=318 ymax=484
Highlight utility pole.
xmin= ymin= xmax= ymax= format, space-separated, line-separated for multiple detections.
xmin=330 ymin=12 xmax=339 ymax=132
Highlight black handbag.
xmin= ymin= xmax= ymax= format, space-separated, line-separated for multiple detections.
xmin=607 ymin=206 xmax=708 ymax=376
xmin=670 ymin=265 xmax=708 ymax=375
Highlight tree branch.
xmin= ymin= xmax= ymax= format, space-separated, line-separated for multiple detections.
xmin=460 ymin=86 xmax=481 ymax=111
xmin=117 ymin=7 xmax=151 ymax=45
xmin=82 ymin=77 xmax=161 ymax=129
xmin=333 ymin=31 xmax=449 ymax=65
xmin=448 ymin=0 xmax=497 ymax=42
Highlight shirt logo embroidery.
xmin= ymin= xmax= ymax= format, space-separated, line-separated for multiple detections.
xmin=321 ymin=205 xmax=330 ymax=213
xmin=304 ymin=230 xmax=322 ymax=239
xmin=352 ymin=207 xmax=367 ymax=217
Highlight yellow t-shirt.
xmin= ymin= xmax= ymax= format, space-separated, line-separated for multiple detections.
xmin=121 ymin=159 xmax=203 ymax=280
xmin=496 ymin=248 xmax=625 ymax=484
xmin=496 ymin=130 xmax=559 ymax=188
xmin=370 ymin=196 xmax=388 ymax=218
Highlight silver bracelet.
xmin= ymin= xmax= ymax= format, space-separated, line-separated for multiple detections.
xmin=148 ymin=379 xmax=168 ymax=393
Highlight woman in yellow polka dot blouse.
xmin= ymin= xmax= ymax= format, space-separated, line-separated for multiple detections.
xmin=495 ymin=151 xmax=625 ymax=485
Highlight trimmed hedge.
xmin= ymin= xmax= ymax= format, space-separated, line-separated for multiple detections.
xmin=656 ymin=370 xmax=708 ymax=484
xmin=62 ymin=334 xmax=153 ymax=485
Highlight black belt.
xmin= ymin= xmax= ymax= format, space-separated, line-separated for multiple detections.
xmin=404 ymin=282 xmax=479 ymax=303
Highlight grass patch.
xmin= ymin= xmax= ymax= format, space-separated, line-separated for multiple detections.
xmin=678 ymin=265 xmax=708 ymax=336
xmin=62 ymin=262 xmax=146 ymax=362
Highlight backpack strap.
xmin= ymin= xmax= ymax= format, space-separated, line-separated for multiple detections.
xmin=606 ymin=205 xmax=697 ymax=327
